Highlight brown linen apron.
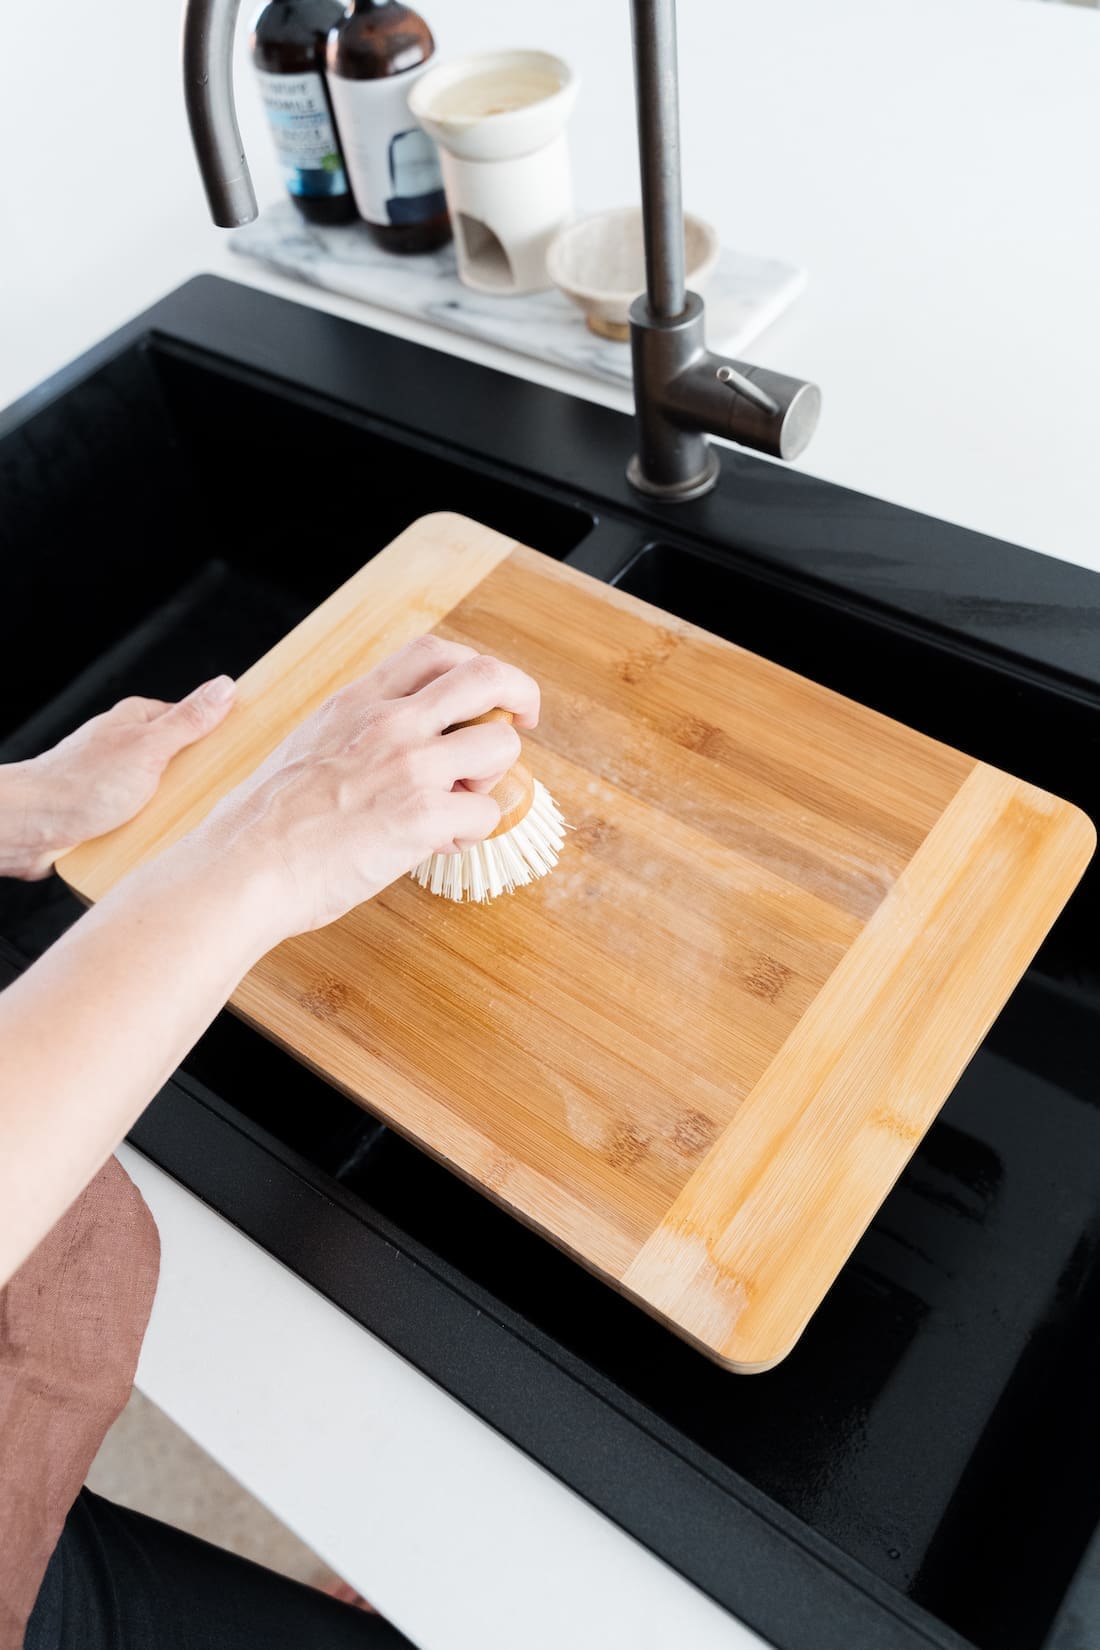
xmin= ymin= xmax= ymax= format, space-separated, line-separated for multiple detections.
xmin=0 ymin=1157 xmax=159 ymax=1649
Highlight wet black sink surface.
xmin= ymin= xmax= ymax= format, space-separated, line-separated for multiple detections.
xmin=2 ymin=276 xmax=1098 ymax=1650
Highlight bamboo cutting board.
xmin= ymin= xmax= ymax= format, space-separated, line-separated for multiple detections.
xmin=58 ymin=513 xmax=1094 ymax=1371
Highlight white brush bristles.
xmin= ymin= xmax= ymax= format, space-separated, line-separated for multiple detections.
xmin=412 ymin=779 xmax=567 ymax=903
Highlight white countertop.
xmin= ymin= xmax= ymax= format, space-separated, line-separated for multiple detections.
xmin=4 ymin=2 xmax=1100 ymax=1646
xmin=5 ymin=0 xmax=1100 ymax=572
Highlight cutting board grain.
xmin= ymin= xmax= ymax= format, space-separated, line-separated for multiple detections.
xmin=58 ymin=513 xmax=1095 ymax=1371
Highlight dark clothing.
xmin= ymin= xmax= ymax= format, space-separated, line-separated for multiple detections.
xmin=25 ymin=1489 xmax=414 ymax=1649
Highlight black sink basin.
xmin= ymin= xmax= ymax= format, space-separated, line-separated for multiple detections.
xmin=2 ymin=276 xmax=1098 ymax=1650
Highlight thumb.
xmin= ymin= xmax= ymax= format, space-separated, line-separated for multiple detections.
xmin=148 ymin=676 xmax=236 ymax=760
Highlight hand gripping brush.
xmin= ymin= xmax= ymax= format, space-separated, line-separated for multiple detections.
xmin=411 ymin=708 xmax=566 ymax=903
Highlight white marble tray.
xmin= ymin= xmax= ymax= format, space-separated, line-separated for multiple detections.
xmin=229 ymin=201 xmax=806 ymax=388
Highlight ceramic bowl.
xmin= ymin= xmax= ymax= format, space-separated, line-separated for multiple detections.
xmin=546 ymin=207 xmax=720 ymax=339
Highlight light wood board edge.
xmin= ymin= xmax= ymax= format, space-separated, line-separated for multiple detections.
xmin=52 ymin=514 xmax=1097 ymax=1375
xmin=224 ymin=973 xmax=644 ymax=1279
xmin=621 ymin=763 xmax=1095 ymax=1371
xmin=504 ymin=546 xmax=970 ymax=775
xmin=57 ymin=513 xmax=519 ymax=900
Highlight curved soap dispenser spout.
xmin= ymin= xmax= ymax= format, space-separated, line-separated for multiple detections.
xmin=182 ymin=0 xmax=259 ymax=227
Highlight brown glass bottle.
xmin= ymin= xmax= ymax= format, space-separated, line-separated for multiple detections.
xmin=252 ymin=0 xmax=356 ymax=224
xmin=326 ymin=0 xmax=451 ymax=253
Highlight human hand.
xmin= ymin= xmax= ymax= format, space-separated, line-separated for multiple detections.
xmin=187 ymin=636 xmax=539 ymax=945
xmin=0 ymin=678 xmax=237 ymax=881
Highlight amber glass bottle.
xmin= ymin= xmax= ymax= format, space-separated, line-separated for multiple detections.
xmin=326 ymin=0 xmax=451 ymax=253
xmin=252 ymin=0 xmax=356 ymax=224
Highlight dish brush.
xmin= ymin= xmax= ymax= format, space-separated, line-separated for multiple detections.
xmin=412 ymin=708 xmax=566 ymax=902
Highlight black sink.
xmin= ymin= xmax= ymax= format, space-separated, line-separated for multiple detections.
xmin=2 ymin=275 xmax=1098 ymax=1650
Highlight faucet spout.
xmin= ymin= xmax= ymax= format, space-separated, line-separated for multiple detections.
xmin=182 ymin=0 xmax=258 ymax=227
xmin=629 ymin=0 xmax=686 ymax=320
xmin=627 ymin=0 xmax=820 ymax=499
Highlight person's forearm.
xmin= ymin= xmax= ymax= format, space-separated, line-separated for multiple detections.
xmin=0 ymin=760 xmax=59 ymax=880
xmin=0 ymin=837 xmax=277 ymax=1284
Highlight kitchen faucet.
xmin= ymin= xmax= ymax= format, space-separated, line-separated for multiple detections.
xmin=181 ymin=0 xmax=819 ymax=501
xmin=626 ymin=0 xmax=820 ymax=498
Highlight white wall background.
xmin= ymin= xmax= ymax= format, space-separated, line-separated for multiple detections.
xmin=2 ymin=0 xmax=1099 ymax=568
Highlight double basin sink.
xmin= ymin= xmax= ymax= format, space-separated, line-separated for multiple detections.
xmin=2 ymin=275 xmax=1099 ymax=1650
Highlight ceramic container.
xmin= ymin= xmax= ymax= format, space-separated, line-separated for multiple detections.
xmin=547 ymin=206 xmax=720 ymax=339
xmin=409 ymin=49 xmax=578 ymax=295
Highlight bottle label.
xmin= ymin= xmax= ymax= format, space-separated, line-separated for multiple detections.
xmin=255 ymin=69 xmax=350 ymax=200
xmin=326 ymin=63 xmax=445 ymax=228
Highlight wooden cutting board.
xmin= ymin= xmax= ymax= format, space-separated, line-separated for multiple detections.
xmin=58 ymin=513 xmax=1095 ymax=1371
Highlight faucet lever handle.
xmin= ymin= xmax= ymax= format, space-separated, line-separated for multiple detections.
xmin=715 ymin=363 xmax=781 ymax=417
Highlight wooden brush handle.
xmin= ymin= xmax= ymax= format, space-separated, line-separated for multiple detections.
xmin=452 ymin=708 xmax=534 ymax=839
